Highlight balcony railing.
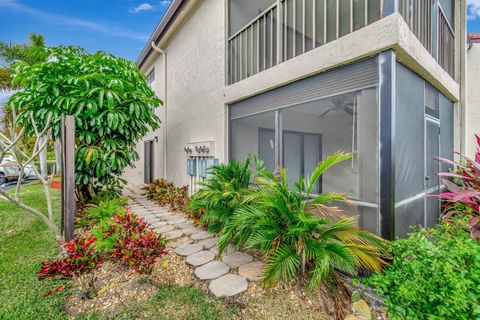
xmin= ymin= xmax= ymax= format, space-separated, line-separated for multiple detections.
xmin=228 ymin=3 xmax=278 ymax=84
xmin=437 ymin=6 xmax=454 ymax=77
xmin=228 ymin=0 xmax=381 ymax=84
xmin=399 ymin=0 xmax=433 ymax=54
xmin=228 ymin=0 xmax=455 ymax=84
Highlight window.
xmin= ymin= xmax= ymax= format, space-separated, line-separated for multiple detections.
xmin=147 ymin=68 xmax=155 ymax=88
xmin=230 ymin=111 xmax=276 ymax=172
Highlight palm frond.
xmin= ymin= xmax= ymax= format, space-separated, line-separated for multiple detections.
xmin=306 ymin=151 xmax=352 ymax=196
xmin=263 ymin=245 xmax=301 ymax=287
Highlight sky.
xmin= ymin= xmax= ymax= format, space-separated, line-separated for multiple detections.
xmin=1 ymin=1 xmax=480 ymax=62
xmin=0 ymin=0 xmax=172 ymax=61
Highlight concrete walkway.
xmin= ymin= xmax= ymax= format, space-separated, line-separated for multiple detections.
xmin=123 ymin=186 xmax=264 ymax=298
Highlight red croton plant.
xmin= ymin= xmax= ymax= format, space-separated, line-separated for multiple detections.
xmin=37 ymin=233 xmax=104 ymax=295
xmin=38 ymin=211 xmax=168 ymax=297
xmin=436 ymin=134 xmax=480 ymax=241
xmin=106 ymin=212 xmax=168 ymax=275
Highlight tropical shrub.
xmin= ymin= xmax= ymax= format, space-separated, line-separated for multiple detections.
xmin=365 ymin=221 xmax=480 ymax=319
xmin=436 ymin=134 xmax=480 ymax=241
xmin=108 ymin=212 xmax=168 ymax=274
xmin=37 ymin=233 xmax=104 ymax=295
xmin=219 ymin=152 xmax=388 ymax=288
xmin=8 ymin=46 xmax=161 ymax=201
xmin=92 ymin=211 xmax=168 ymax=274
xmin=80 ymin=196 xmax=128 ymax=227
xmin=188 ymin=157 xmax=269 ymax=233
xmin=142 ymin=179 xmax=188 ymax=211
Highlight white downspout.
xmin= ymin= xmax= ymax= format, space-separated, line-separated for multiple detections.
xmin=151 ymin=41 xmax=168 ymax=179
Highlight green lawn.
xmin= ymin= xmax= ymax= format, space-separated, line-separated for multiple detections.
xmin=0 ymin=183 xmax=69 ymax=320
xmin=0 ymin=183 xmax=236 ymax=320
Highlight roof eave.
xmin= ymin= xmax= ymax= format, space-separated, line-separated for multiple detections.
xmin=136 ymin=0 xmax=187 ymax=69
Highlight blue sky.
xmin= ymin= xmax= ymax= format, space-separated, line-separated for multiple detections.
xmin=468 ymin=0 xmax=480 ymax=33
xmin=0 ymin=0 xmax=172 ymax=61
xmin=1 ymin=1 xmax=480 ymax=62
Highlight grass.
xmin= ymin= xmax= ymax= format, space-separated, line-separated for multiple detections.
xmin=0 ymin=183 xmax=68 ymax=320
xmin=0 ymin=183 xmax=237 ymax=320
xmin=81 ymin=285 xmax=238 ymax=320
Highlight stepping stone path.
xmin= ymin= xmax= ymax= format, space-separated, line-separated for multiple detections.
xmin=209 ymin=274 xmax=248 ymax=297
xmin=195 ymin=261 xmax=230 ymax=280
xmin=186 ymin=250 xmax=215 ymax=266
xmin=222 ymin=252 xmax=253 ymax=268
xmin=124 ymin=186 xmax=263 ymax=298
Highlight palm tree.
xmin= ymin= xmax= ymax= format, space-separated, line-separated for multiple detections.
xmin=219 ymin=151 xmax=389 ymax=288
xmin=0 ymin=33 xmax=49 ymax=169
xmin=188 ymin=156 xmax=270 ymax=233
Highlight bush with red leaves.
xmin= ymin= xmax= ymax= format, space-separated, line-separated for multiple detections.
xmin=37 ymin=233 xmax=104 ymax=294
xmin=104 ymin=212 xmax=168 ymax=275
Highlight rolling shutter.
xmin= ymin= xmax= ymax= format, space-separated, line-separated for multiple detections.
xmin=229 ymin=57 xmax=379 ymax=120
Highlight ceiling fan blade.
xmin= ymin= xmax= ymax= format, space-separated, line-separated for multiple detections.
xmin=318 ymin=107 xmax=335 ymax=118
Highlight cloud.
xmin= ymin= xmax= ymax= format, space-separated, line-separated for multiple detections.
xmin=129 ymin=0 xmax=172 ymax=14
xmin=468 ymin=0 xmax=480 ymax=20
xmin=130 ymin=3 xmax=153 ymax=13
xmin=0 ymin=0 xmax=148 ymax=41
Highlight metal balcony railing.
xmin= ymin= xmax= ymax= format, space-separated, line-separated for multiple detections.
xmin=398 ymin=0 xmax=454 ymax=77
xmin=228 ymin=0 xmax=455 ymax=84
xmin=399 ymin=0 xmax=433 ymax=54
xmin=228 ymin=0 xmax=381 ymax=84
xmin=437 ymin=6 xmax=455 ymax=77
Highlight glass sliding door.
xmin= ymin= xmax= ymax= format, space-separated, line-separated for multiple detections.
xmin=230 ymin=111 xmax=276 ymax=172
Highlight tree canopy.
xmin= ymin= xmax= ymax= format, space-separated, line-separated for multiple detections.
xmin=8 ymin=45 xmax=162 ymax=200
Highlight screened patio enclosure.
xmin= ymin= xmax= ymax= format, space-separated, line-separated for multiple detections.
xmin=229 ymin=51 xmax=454 ymax=239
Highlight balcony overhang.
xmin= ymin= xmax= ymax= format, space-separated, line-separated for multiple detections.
xmin=224 ymin=13 xmax=460 ymax=104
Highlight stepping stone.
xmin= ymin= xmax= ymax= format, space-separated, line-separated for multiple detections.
xmin=166 ymin=218 xmax=186 ymax=225
xmin=209 ymin=274 xmax=248 ymax=297
xmin=210 ymin=244 xmax=236 ymax=257
xmin=169 ymin=237 xmax=193 ymax=248
xmin=191 ymin=231 xmax=214 ymax=241
xmin=151 ymin=221 xmax=167 ymax=227
xmin=197 ymin=237 xmax=218 ymax=249
xmin=186 ymin=250 xmax=215 ymax=266
xmin=174 ymin=243 xmax=203 ymax=256
xmin=182 ymin=227 xmax=201 ymax=236
xmin=194 ymin=261 xmax=230 ymax=280
xmin=177 ymin=222 xmax=195 ymax=229
xmin=159 ymin=214 xmax=175 ymax=221
xmin=238 ymin=261 xmax=264 ymax=281
xmin=163 ymin=230 xmax=183 ymax=240
xmin=222 ymin=252 xmax=253 ymax=268
xmin=154 ymin=212 xmax=172 ymax=218
xmin=155 ymin=225 xmax=175 ymax=233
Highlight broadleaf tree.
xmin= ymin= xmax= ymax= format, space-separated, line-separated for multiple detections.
xmin=8 ymin=46 xmax=161 ymax=201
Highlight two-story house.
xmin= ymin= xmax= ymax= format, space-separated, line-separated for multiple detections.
xmin=123 ymin=0 xmax=467 ymax=239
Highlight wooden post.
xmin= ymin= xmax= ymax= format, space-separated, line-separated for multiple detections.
xmin=61 ymin=115 xmax=75 ymax=241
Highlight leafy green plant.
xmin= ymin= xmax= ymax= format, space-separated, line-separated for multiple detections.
xmin=80 ymin=197 xmax=128 ymax=227
xmin=8 ymin=45 xmax=161 ymax=201
xmin=365 ymin=221 xmax=480 ymax=319
xmin=219 ymin=151 xmax=388 ymax=288
xmin=188 ymin=157 xmax=268 ymax=233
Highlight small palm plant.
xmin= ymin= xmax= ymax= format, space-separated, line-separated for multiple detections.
xmin=188 ymin=156 xmax=270 ymax=233
xmin=219 ymin=151 xmax=388 ymax=288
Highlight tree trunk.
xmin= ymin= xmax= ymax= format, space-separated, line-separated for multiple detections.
xmin=38 ymin=134 xmax=48 ymax=178
xmin=54 ymin=138 xmax=61 ymax=173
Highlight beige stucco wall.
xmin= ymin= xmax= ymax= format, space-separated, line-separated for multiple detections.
xmin=466 ymin=43 xmax=480 ymax=157
xmin=123 ymin=0 xmax=226 ymax=187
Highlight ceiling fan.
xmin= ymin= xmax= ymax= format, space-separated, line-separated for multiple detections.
xmin=317 ymin=99 xmax=355 ymax=118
